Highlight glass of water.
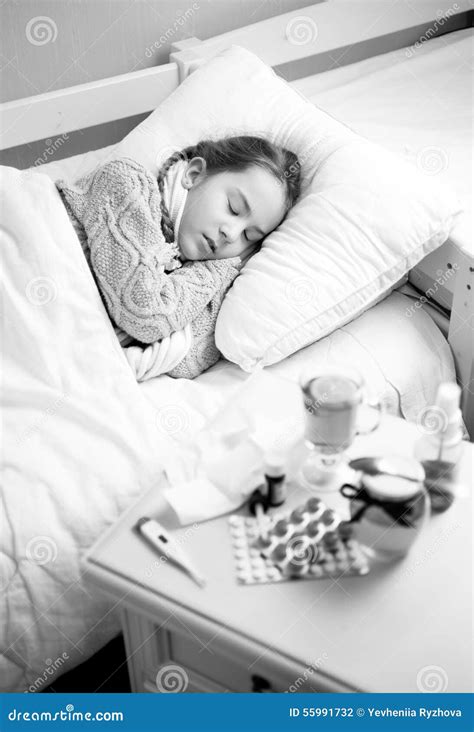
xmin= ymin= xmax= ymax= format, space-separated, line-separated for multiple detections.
xmin=299 ymin=364 xmax=382 ymax=490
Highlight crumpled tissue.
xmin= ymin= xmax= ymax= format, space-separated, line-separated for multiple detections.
xmin=162 ymin=369 xmax=305 ymax=525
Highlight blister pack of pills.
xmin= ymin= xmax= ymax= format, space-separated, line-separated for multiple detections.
xmin=228 ymin=497 xmax=370 ymax=585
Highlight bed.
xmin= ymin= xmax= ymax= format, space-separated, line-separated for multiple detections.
xmin=1 ymin=1 xmax=472 ymax=692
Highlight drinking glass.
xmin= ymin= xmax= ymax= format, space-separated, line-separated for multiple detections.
xmin=299 ymin=364 xmax=382 ymax=491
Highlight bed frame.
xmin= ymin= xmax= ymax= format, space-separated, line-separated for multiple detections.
xmin=1 ymin=0 xmax=472 ymax=435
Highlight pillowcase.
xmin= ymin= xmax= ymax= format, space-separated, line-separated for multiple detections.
xmin=113 ymin=45 xmax=461 ymax=370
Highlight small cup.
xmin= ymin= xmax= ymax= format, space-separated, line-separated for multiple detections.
xmin=299 ymin=364 xmax=382 ymax=489
xmin=300 ymin=364 xmax=382 ymax=453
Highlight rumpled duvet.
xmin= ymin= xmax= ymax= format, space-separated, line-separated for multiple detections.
xmin=0 ymin=166 xmax=170 ymax=691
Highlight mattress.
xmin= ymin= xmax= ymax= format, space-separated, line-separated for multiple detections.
xmin=2 ymin=30 xmax=462 ymax=693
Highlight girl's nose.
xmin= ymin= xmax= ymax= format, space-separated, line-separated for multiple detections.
xmin=220 ymin=222 xmax=241 ymax=245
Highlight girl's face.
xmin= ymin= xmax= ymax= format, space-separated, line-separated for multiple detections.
xmin=178 ymin=158 xmax=287 ymax=261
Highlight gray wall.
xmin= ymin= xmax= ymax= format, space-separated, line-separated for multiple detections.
xmin=1 ymin=0 xmax=314 ymax=168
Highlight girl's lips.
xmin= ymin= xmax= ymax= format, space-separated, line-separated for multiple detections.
xmin=203 ymin=234 xmax=216 ymax=254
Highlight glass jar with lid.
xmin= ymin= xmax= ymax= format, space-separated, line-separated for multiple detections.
xmin=340 ymin=460 xmax=429 ymax=561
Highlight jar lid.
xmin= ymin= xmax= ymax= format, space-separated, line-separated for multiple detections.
xmin=362 ymin=473 xmax=423 ymax=502
xmin=351 ymin=455 xmax=425 ymax=482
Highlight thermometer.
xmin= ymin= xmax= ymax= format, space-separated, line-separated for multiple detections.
xmin=135 ymin=517 xmax=206 ymax=588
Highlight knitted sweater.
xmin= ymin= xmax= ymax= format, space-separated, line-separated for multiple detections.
xmin=56 ymin=157 xmax=241 ymax=378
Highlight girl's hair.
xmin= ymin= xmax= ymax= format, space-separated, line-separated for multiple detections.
xmin=156 ymin=135 xmax=301 ymax=243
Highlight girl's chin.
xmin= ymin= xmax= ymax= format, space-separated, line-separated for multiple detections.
xmin=176 ymin=236 xmax=198 ymax=261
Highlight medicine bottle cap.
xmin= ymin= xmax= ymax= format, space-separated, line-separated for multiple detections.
xmin=436 ymin=382 xmax=461 ymax=422
xmin=264 ymin=452 xmax=286 ymax=478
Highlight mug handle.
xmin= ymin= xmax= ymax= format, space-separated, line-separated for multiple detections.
xmin=355 ymin=397 xmax=383 ymax=436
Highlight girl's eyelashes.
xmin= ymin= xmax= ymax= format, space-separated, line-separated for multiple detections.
xmin=227 ymin=199 xmax=257 ymax=242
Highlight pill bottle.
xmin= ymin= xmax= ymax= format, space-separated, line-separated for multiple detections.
xmin=414 ymin=382 xmax=463 ymax=512
xmin=264 ymin=453 xmax=287 ymax=507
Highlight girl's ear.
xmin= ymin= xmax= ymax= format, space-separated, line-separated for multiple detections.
xmin=182 ymin=157 xmax=207 ymax=189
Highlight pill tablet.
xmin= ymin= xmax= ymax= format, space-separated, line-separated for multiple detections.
xmin=237 ymin=568 xmax=251 ymax=580
xmin=321 ymin=509 xmax=336 ymax=526
xmin=306 ymin=497 xmax=322 ymax=513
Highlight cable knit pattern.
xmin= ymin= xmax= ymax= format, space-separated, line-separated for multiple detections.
xmin=167 ymin=272 xmax=231 ymax=379
xmin=56 ymin=157 xmax=241 ymax=378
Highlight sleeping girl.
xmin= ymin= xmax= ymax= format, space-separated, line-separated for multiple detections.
xmin=56 ymin=135 xmax=301 ymax=380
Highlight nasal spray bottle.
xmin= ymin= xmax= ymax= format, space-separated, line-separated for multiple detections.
xmin=414 ymin=382 xmax=463 ymax=512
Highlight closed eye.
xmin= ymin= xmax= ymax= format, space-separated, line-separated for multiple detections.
xmin=228 ymin=200 xmax=238 ymax=216
xmin=245 ymin=231 xmax=263 ymax=244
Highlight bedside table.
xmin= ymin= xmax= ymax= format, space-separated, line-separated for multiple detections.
xmin=82 ymin=415 xmax=473 ymax=694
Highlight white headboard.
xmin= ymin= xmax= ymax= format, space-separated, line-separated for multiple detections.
xmin=1 ymin=1 xmax=471 ymax=150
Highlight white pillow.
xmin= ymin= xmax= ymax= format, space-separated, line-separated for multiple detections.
xmin=113 ymin=45 xmax=461 ymax=371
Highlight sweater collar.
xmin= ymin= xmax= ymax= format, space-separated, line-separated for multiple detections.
xmin=160 ymin=159 xmax=189 ymax=243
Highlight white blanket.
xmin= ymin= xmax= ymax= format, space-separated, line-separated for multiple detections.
xmin=0 ymin=166 xmax=168 ymax=691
